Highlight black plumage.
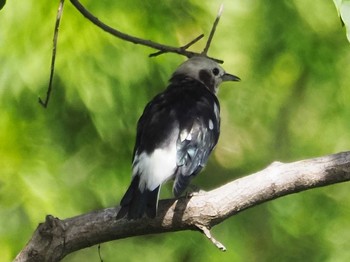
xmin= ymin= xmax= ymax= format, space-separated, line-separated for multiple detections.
xmin=117 ymin=56 xmax=240 ymax=220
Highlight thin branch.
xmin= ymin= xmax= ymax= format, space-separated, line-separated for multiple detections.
xmin=39 ymin=0 xmax=65 ymax=108
xmin=196 ymin=224 xmax=226 ymax=251
xmin=202 ymin=4 xmax=224 ymax=55
xmin=181 ymin=34 xmax=206 ymax=50
xmin=149 ymin=34 xmax=204 ymax=58
xmin=39 ymin=1 xmax=225 ymax=108
xmin=15 ymin=151 xmax=350 ymax=262
xmin=97 ymin=244 xmax=103 ymax=262
xmin=69 ymin=0 xmax=223 ymax=63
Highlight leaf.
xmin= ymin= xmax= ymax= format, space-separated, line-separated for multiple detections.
xmin=333 ymin=0 xmax=350 ymax=42
xmin=0 ymin=0 xmax=6 ymax=11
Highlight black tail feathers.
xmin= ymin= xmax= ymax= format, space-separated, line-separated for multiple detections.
xmin=116 ymin=175 xmax=160 ymax=220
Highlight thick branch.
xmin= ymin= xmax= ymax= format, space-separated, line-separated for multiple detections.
xmin=15 ymin=151 xmax=350 ymax=262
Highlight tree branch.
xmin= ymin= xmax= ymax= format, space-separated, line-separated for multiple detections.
xmin=39 ymin=0 xmax=225 ymax=108
xmin=149 ymin=34 xmax=204 ymax=58
xmin=15 ymin=151 xmax=350 ymax=262
xmin=202 ymin=4 xmax=224 ymax=56
xmin=69 ymin=0 xmax=223 ymax=63
xmin=38 ymin=0 xmax=65 ymax=108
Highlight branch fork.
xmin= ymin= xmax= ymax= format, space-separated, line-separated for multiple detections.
xmin=39 ymin=0 xmax=226 ymax=107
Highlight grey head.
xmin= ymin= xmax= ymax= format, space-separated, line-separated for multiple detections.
xmin=171 ymin=56 xmax=240 ymax=94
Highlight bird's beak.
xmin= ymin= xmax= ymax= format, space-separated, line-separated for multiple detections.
xmin=222 ymin=73 xmax=241 ymax=82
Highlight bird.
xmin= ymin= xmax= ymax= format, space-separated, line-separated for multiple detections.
xmin=116 ymin=56 xmax=240 ymax=220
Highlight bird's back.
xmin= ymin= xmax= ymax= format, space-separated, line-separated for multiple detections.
xmin=136 ymin=77 xmax=219 ymax=152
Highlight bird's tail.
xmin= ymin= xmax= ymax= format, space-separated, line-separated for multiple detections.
xmin=116 ymin=175 xmax=160 ymax=220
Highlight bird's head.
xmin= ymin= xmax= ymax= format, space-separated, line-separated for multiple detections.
xmin=171 ymin=56 xmax=240 ymax=94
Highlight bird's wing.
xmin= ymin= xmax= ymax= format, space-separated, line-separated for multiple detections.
xmin=173 ymin=112 xmax=219 ymax=197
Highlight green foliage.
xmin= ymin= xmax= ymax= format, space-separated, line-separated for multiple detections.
xmin=0 ymin=0 xmax=350 ymax=261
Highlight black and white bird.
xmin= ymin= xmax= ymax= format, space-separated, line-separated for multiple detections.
xmin=117 ymin=56 xmax=240 ymax=219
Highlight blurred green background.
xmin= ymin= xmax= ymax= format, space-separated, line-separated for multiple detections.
xmin=1 ymin=0 xmax=350 ymax=261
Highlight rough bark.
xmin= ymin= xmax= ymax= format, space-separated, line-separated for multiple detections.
xmin=15 ymin=151 xmax=350 ymax=262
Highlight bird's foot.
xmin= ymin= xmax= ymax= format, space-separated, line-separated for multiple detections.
xmin=185 ymin=184 xmax=206 ymax=198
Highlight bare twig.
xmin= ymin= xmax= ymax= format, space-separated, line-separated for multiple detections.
xmin=69 ymin=0 xmax=223 ymax=63
xmin=39 ymin=0 xmax=65 ymax=108
xmin=149 ymin=34 xmax=204 ymax=58
xmin=97 ymin=244 xmax=103 ymax=262
xmin=196 ymin=224 xmax=227 ymax=251
xmin=202 ymin=4 xmax=224 ymax=55
xmin=15 ymin=151 xmax=350 ymax=262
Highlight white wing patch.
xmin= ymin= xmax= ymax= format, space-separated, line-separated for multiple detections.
xmin=179 ymin=126 xmax=196 ymax=142
xmin=213 ymin=102 xmax=220 ymax=120
xmin=208 ymin=119 xmax=214 ymax=130
xmin=180 ymin=129 xmax=188 ymax=142
xmin=132 ymin=141 xmax=178 ymax=192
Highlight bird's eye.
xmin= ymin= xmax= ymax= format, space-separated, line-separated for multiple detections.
xmin=212 ymin=68 xmax=220 ymax=76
